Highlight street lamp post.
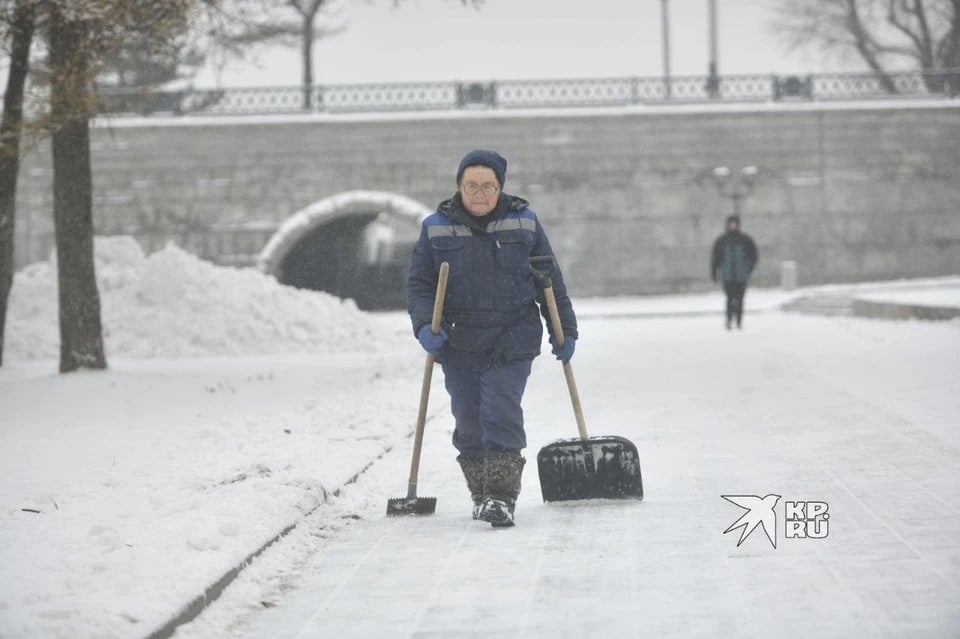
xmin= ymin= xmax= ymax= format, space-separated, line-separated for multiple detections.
xmin=710 ymin=165 xmax=758 ymax=216
xmin=661 ymin=0 xmax=672 ymax=100
xmin=707 ymin=0 xmax=720 ymax=98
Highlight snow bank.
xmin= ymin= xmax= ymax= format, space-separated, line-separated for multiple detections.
xmin=6 ymin=236 xmax=385 ymax=360
xmin=854 ymin=285 xmax=960 ymax=308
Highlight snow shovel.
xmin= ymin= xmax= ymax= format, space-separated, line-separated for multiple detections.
xmin=386 ymin=261 xmax=449 ymax=516
xmin=530 ymin=256 xmax=643 ymax=502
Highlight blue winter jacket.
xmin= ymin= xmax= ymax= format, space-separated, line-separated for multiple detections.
xmin=407 ymin=193 xmax=578 ymax=370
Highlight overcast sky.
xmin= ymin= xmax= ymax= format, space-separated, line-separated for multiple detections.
xmin=197 ymin=0 xmax=862 ymax=87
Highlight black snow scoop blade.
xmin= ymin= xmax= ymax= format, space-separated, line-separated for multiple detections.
xmin=386 ymin=495 xmax=437 ymax=516
xmin=537 ymin=436 xmax=643 ymax=502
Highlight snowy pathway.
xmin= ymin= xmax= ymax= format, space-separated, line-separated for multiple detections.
xmin=181 ymin=311 xmax=960 ymax=639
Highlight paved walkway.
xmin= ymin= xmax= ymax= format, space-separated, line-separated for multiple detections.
xmin=227 ymin=310 xmax=960 ymax=639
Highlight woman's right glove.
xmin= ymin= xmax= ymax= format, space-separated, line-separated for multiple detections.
xmin=417 ymin=324 xmax=448 ymax=355
xmin=551 ymin=336 xmax=576 ymax=364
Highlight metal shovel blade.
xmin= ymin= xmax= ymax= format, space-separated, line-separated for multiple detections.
xmin=386 ymin=496 xmax=437 ymax=516
xmin=537 ymin=436 xmax=643 ymax=502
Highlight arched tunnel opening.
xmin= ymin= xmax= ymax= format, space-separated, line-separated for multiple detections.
xmin=277 ymin=211 xmax=417 ymax=311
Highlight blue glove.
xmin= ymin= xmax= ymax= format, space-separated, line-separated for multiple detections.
xmin=551 ymin=336 xmax=576 ymax=364
xmin=417 ymin=324 xmax=447 ymax=355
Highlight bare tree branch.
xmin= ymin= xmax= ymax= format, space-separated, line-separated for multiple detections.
xmin=773 ymin=0 xmax=958 ymax=89
xmin=937 ymin=0 xmax=960 ymax=65
xmin=885 ymin=0 xmax=935 ymax=66
xmin=913 ymin=0 xmax=936 ymax=57
xmin=844 ymin=0 xmax=899 ymax=89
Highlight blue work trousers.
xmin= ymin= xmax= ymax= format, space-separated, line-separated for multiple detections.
xmin=441 ymin=358 xmax=533 ymax=459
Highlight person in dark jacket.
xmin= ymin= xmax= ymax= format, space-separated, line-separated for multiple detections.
xmin=406 ymin=149 xmax=578 ymax=528
xmin=711 ymin=215 xmax=758 ymax=330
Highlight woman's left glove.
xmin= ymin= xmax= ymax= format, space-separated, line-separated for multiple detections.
xmin=417 ymin=324 xmax=448 ymax=355
xmin=551 ymin=336 xmax=576 ymax=364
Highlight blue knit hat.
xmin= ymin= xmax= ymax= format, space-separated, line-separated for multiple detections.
xmin=456 ymin=149 xmax=507 ymax=188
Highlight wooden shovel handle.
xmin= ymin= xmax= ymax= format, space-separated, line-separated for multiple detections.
xmin=542 ymin=283 xmax=589 ymax=440
xmin=430 ymin=262 xmax=448 ymax=335
xmin=407 ymin=262 xmax=449 ymax=497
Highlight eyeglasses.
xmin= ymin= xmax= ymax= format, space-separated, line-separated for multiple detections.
xmin=461 ymin=182 xmax=499 ymax=197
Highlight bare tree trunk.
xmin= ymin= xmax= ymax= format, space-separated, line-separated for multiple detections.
xmin=0 ymin=0 xmax=35 ymax=367
xmin=885 ymin=0 xmax=933 ymax=68
xmin=845 ymin=0 xmax=899 ymax=92
xmin=911 ymin=0 xmax=935 ymax=68
xmin=301 ymin=16 xmax=314 ymax=110
xmin=48 ymin=6 xmax=107 ymax=373
xmin=297 ymin=0 xmax=326 ymax=110
xmin=939 ymin=0 xmax=960 ymax=68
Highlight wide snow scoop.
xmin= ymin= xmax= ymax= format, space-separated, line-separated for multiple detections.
xmin=531 ymin=256 xmax=643 ymax=503
xmin=387 ymin=261 xmax=449 ymax=516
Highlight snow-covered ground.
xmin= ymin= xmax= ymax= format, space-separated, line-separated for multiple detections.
xmin=1 ymin=241 xmax=958 ymax=638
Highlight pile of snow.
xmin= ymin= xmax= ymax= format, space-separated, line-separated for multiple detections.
xmin=6 ymin=236 xmax=386 ymax=360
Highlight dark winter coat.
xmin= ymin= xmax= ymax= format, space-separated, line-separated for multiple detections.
xmin=407 ymin=193 xmax=578 ymax=371
xmin=711 ymin=230 xmax=758 ymax=283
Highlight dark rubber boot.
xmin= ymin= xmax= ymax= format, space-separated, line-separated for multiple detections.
xmin=478 ymin=451 xmax=525 ymax=528
xmin=456 ymin=455 xmax=484 ymax=520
